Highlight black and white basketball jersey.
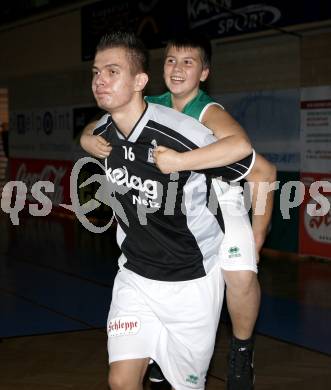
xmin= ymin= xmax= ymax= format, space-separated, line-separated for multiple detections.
xmin=94 ymin=103 xmax=254 ymax=281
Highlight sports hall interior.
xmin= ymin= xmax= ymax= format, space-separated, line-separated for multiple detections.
xmin=0 ymin=1 xmax=330 ymax=389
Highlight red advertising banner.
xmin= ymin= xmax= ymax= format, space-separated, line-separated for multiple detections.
xmin=300 ymin=86 xmax=331 ymax=259
xmin=299 ymin=173 xmax=331 ymax=259
xmin=9 ymin=158 xmax=73 ymax=213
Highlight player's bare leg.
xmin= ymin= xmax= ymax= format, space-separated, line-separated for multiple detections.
xmin=109 ymin=358 xmax=150 ymax=390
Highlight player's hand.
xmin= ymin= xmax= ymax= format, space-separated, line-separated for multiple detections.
xmin=80 ymin=134 xmax=112 ymax=159
xmin=153 ymin=146 xmax=182 ymax=174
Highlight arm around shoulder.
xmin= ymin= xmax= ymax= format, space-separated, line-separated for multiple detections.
xmin=80 ymin=119 xmax=112 ymax=158
xmin=202 ymin=104 xmax=252 ymax=160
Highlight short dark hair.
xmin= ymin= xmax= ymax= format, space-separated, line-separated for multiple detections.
xmin=165 ymin=33 xmax=212 ymax=69
xmin=96 ymin=31 xmax=149 ymax=75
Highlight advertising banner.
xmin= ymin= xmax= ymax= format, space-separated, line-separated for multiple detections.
xmin=9 ymin=158 xmax=73 ymax=211
xmin=216 ymin=89 xmax=300 ymax=171
xmin=9 ymin=105 xmax=100 ymax=162
xmin=9 ymin=107 xmax=73 ymax=161
xmin=187 ymin=0 xmax=331 ymax=39
xmin=299 ymin=86 xmax=331 ymax=259
xmin=81 ymin=0 xmax=187 ymax=60
xmin=81 ymin=0 xmax=331 ymax=60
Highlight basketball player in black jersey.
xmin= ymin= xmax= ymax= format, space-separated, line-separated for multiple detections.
xmin=90 ymin=31 xmax=255 ymax=390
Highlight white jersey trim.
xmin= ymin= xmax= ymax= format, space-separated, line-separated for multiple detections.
xmin=198 ymin=102 xmax=225 ymax=122
xmin=230 ymin=149 xmax=256 ymax=182
xmin=145 ymin=125 xmax=193 ymax=151
xmin=182 ymin=173 xmax=224 ymax=274
xmin=93 ymin=114 xmax=113 ymax=136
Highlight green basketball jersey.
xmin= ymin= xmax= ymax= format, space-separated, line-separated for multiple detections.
xmin=145 ymin=89 xmax=222 ymax=122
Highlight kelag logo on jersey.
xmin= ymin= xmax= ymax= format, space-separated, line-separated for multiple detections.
xmin=104 ymin=163 xmax=161 ymax=219
xmin=61 ymin=156 xmax=163 ymax=231
xmin=104 ymin=164 xmax=158 ymax=202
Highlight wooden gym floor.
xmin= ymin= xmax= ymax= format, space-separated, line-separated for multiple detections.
xmin=0 ymin=214 xmax=330 ymax=389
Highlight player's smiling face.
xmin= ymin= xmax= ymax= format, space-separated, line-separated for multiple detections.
xmin=92 ymin=47 xmax=138 ymax=113
xmin=163 ymin=46 xmax=209 ymax=99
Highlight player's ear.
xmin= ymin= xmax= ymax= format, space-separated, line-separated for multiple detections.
xmin=200 ymin=67 xmax=209 ymax=82
xmin=135 ymin=72 xmax=149 ymax=92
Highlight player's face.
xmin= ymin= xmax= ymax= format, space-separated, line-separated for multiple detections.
xmin=92 ymin=47 xmax=138 ymax=114
xmin=163 ymin=46 xmax=209 ymax=99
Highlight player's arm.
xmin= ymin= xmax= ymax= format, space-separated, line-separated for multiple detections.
xmin=202 ymin=103 xmax=251 ymax=148
xmin=154 ymin=145 xmax=255 ymax=183
xmin=245 ymin=153 xmax=277 ymax=258
xmin=181 ymin=104 xmax=252 ymax=170
xmin=80 ymin=120 xmax=112 ymax=159
xmin=154 ymin=105 xmax=252 ymax=173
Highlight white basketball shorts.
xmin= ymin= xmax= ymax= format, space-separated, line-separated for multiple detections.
xmin=107 ymin=264 xmax=224 ymax=390
xmin=212 ymin=179 xmax=258 ymax=273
